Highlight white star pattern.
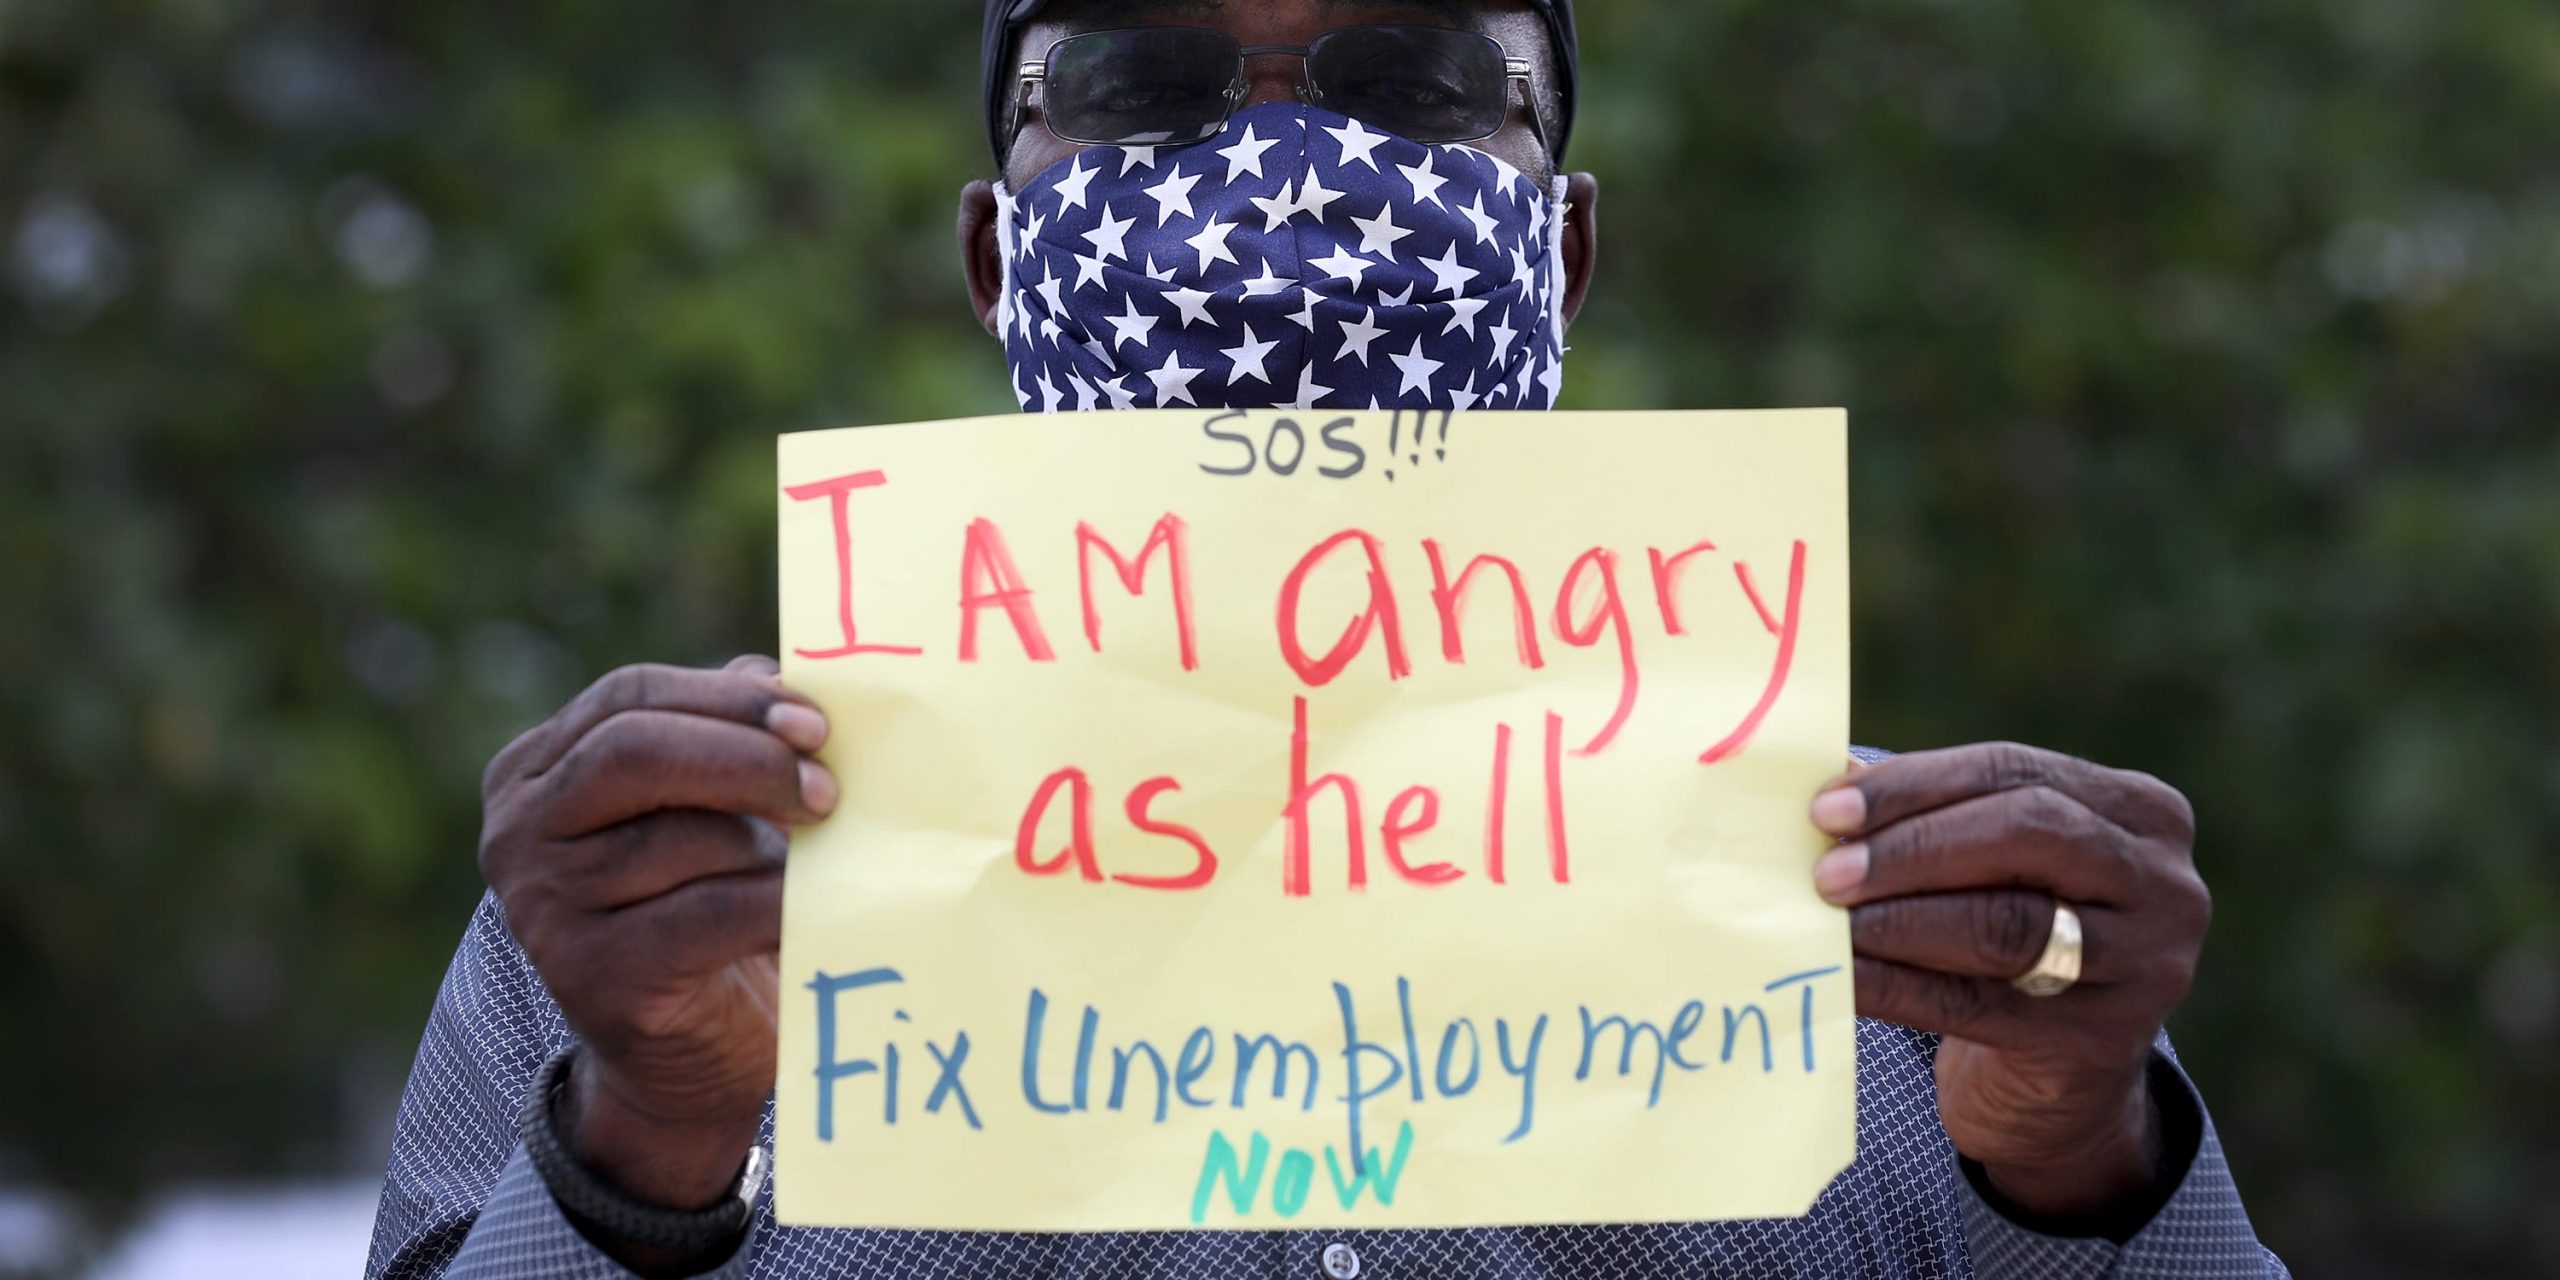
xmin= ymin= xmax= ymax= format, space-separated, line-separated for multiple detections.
xmin=1143 ymin=168 xmax=1202 ymax=226
xmin=1389 ymin=336 xmax=1445 ymax=398
xmin=1033 ymin=261 xmax=1067 ymax=315
xmin=1217 ymin=123 xmax=1278 ymax=182
xmin=1288 ymin=361 xmax=1333 ymax=410
xmin=1000 ymin=105 xmax=1567 ymax=415
xmin=1163 ymin=285 xmax=1217 ymax=328
xmin=1052 ymin=156 xmax=1096 ymax=212
xmin=1337 ymin=308 xmax=1388 ymax=366
xmin=1251 ymin=180 xmax=1301 ymax=232
xmin=1308 ymin=246 xmax=1376 ymax=288
xmin=1147 ymin=350 xmax=1205 ymax=406
xmin=1441 ymin=295 xmax=1488 ymax=338
xmin=1398 ymin=153 xmax=1449 ymax=211
xmin=1081 ymin=203 xmax=1135 ymax=262
xmin=1184 ymin=216 xmax=1240 ymax=273
xmin=1421 ymin=241 xmax=1480 ymax=297
xmin=1326 ymin=117 xmax=1389 ymax=172
xmin=1294 ymin=172 xmax=1346 ymax=222
xmin=1105 ymin=296 xmax=1158 ymax=350
xmin=1221 ymin=323 xmax=1278 ymax=385
xmin=1351 ymin=205 xmax=1414 ymax=258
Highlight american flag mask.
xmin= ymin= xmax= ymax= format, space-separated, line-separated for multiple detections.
xmin=996 ymin=102 xmax=1570 ymax=414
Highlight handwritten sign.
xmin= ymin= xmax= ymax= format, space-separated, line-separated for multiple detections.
xmin=774 ymin=408 xmax=1852 ymax=1232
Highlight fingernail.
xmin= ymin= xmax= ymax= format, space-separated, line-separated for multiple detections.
xmin=1813 ymin=843 xmax=1868 ymax=902
xmin=1809 ymin=785 xmax=1866 ymax=835
xmin=798 ymin=759 xmax=838 ymax=816
xmin=766 ymin=702 xmax=828 ymax=752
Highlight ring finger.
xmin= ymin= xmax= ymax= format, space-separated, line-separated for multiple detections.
xmin=563 ymin=810 xmax=790 ymax=910
xmin=1848 ymin=891 xmax=2119 ymax=985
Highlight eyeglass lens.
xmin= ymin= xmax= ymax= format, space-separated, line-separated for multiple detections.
xmin=1043 ymin=26 xmax=1241 ymax=146
xmin=1307 ymin=27 xmax=1510 ymax=144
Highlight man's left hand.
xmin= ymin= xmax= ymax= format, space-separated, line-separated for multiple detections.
xmin=1809 ymin=742 xmax=2212 ymax=1226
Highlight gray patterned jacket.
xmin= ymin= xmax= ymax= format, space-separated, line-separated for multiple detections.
xmin=367 ymin=740 xmax=2286 ymax=1279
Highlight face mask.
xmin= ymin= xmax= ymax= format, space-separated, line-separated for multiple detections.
xmin=995 ymin=103 xmax=1568 ymax=414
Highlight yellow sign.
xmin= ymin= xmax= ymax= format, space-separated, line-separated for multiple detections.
xmin=775 ymin=408 xmax=1852 ymax=1232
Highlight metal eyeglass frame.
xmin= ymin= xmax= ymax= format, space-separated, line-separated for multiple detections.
xmin=1008 ymin=25 xmax=1552 ymax=156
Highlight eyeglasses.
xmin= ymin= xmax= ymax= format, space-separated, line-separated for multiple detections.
xmin=1010 ymin=24 xmax=1551 ymax=153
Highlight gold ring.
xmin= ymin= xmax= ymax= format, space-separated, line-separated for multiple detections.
xmin=2011 ymin=901 xmax=2083 ymax=998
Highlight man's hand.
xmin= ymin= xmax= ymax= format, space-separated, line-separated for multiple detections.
xmin=478 ymin=655 xmax=835 ymax=1264
xmin=1809 ymin=742 xmax=2211 ymax=1227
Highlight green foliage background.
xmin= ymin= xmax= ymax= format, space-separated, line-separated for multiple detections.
xmin=4 ymin=0 xmax=2556 ymax=1273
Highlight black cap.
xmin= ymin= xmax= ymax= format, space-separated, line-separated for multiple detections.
xmin=981 ymin=0 xmax=1579 ymax=168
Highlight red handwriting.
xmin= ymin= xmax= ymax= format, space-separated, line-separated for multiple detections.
xmin=1283 ymin=696 xmax=1572 ymax=897
xmin=1116 ymin=777 xmax=1218 ymax=890
xmin=1078 ymin=517 xmax=1199 ymax=671
xmin=1381 ymin=785 xmax=1455 ymax=885
xmin=785 ymin=470 xmax=1815 ymax=903
xmin=1543 ymin=711 xmax=1572 ymax=883
xmin=1423 ymin=541 xmax=1545 ymax=668
xmin=1553 ymin=548 xmax=1637 ymax=757
xmin=1008 ymin=699 xmax=1580 ymax=898
xmin=1698 ymin=540 xmax=1808 ymax=765
xmin=1013 ymin=767 xmax=1221 ymax=890
xmin=1283 ymin=695 xmax=1366 ymax=896
xmin=1281 ymin=529 xmax=1800 ymax=764
xmin=1276 ymin=529 xmax=1411 ymax=687
xmin=786 ymin=478 xmax=1804 ymax=768
xmin=959 ymin=517 xmax=1056 ymax=663
xmin=1015 ymin=767 xmax=1100 ymax=881
xmin=1646 ymin=541 xmax=1719 ymax=635
xmin=785 ymin=470 xmax=922 ymax=659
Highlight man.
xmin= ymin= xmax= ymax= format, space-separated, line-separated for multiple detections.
xmin=367 ymin=2 xmax=2285 ymax=1276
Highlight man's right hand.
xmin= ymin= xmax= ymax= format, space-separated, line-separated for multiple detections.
xmin=478 ymin=654 xmax=835 ymax=1260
